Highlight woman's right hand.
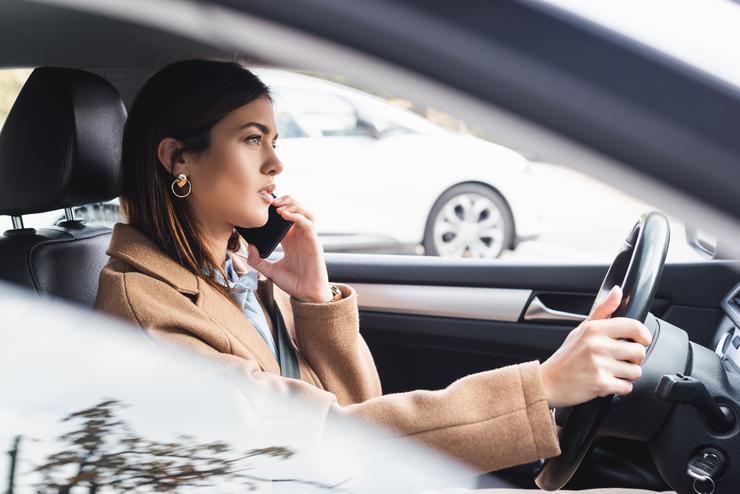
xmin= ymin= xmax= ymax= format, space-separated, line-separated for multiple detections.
xmin=539 ymin=286 xmax=653 ymax=408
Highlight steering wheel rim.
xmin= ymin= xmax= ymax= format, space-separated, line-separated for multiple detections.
xmin=535 ymin=211 xmax=671 ymax=491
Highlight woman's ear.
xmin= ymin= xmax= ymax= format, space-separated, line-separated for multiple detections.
xmin=156 ymin=137 xmax=188 ymax=176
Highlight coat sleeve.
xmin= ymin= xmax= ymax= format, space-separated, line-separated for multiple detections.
xmin=284 ymin=283 xmax=383 ymax=406
xmin=95 ymin=266 xmax=560 ymax=473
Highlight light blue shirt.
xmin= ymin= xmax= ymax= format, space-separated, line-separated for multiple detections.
xmin=209 ymin=247 xmax=300 ymax=379
xmin=212 ymin=251 xmax=278 ymax=359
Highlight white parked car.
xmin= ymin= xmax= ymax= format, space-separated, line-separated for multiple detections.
xmin=1 ymin=69 xmax=544 ymax=259
xmin=258 ymin=68 xmax=544 ymax=259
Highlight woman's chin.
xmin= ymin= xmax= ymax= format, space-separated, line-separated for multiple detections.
xmin=236 ymin=209 xmax=269 ymax=229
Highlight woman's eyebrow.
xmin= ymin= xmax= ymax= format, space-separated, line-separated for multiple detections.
xmin=237 ymin=121 xmax=273 ymax=135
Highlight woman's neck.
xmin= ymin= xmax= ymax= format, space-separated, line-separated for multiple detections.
xmin=198 ymin=220 xmax=234 ymax=268
xmin=192 ymin=212 xmax=254 ymax=274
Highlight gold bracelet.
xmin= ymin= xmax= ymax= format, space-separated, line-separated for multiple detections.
xmin=329 ymin=284 xmax=342 ymax=302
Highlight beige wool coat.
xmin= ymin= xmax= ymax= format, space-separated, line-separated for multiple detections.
xmin=94 ymin=223 xmax=561 ymax=473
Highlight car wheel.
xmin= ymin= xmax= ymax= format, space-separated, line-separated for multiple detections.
xmin=423 ymin=183 xmax=514 ymax=259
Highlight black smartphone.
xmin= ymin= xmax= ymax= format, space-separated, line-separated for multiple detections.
xmin=235 ymin=193 xmax=294 ymax=258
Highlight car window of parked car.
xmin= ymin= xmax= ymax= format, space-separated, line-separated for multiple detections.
xmin=275 ymin=107 xmax=309 ymax=139
xmin=340 ymin=92 xmax=416 ymax=137
xmin=272 ymin=87 xmax=375 ymax=138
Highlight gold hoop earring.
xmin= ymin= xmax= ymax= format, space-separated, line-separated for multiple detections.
xmin=171 ymin=173 xmax=192 ymax=198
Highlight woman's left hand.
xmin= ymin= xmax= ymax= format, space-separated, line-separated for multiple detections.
xmin=245 ymin=195 xmax=333 ymax=303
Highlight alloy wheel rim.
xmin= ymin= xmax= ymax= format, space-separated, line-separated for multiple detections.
xmin=432 ymin=193 xmax=506 ymax=258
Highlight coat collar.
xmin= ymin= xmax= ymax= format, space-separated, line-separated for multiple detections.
xmin=106 ymin=223 xmax=272 ymax=297
xmin=107 ymin=223 xmax=199 ymax=294
xmin=106 ymin=223 xmax=283 ymax=374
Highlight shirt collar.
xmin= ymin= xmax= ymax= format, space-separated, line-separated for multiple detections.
xmin=211 ymin=252 xmax=260 ymax=307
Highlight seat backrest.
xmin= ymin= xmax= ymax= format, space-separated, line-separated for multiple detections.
xmin=0 ymin=67 xmax=126 ymax=306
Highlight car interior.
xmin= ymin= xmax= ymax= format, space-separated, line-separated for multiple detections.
xmin=2 ymin=1 xmax=740 ymax=493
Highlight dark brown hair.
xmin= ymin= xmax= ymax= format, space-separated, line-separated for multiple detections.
xmin=120 ymin=59 xmax=271 ymax=300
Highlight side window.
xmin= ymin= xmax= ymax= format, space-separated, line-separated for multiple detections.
xmin=361 ymin=113 xmax=413 ymax=137
xmin=0 ymin=68 xmax=33 ymax=131
xmin=275 ymin=110 xmax=309 ymax=138
xmin=272 ymin=87 xmax=368 ymax=137
xmin=259 ymin=70 xmax=714 ymax=263
xmin=346 ymin=93 xmax=416 ymax=137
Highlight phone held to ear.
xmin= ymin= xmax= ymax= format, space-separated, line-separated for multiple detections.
xmin=235 ymin=193 xmax=294 ymax=258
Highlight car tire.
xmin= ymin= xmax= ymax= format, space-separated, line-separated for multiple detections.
xmin=423 ymin=183 xmax=514 ymax=259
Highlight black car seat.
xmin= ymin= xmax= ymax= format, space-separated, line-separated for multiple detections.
xmin=0 ymin=66 xmax=125 ymax=306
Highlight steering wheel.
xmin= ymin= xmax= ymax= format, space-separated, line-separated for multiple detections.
xmin=535 ymin=211 xmax=671 ymax=491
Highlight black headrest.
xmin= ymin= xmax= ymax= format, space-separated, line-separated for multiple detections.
xmin=0 ymin=67 xmax=126 ymax=216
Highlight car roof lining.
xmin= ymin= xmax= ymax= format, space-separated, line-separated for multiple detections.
xmin=0 ymin=1 xmax=231 ymax=68
xmin=0 ymin=0 xmax=264 ymax=105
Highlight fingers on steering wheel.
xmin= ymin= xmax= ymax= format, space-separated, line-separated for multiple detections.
xmin=608 ymin=339 xmax=648 ymax=364
xmin=604 ymin=358 xmax=643 ymax=381
xmin=604 ymin=317 xmax=652 ymax=346
xmin=602 ymin=376 xmax=634 ymax=396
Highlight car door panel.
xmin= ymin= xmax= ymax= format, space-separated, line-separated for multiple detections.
xmin=325 ymin=253 xmax=737 ymax=489
xmin=325 ymin=253 xmax=737 ymax=394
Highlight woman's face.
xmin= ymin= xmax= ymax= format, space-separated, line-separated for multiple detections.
xmin=175 ymin=96 xmax=283 ymax=231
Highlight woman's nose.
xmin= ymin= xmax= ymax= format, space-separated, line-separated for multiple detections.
xmin=263 ymin=153 xmax=284 ymax=176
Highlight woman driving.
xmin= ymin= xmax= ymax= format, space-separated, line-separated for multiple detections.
xmin=95 ymin=59 xmax=652 ymax=476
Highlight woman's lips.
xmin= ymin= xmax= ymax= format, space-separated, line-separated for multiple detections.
xmin=257 ymin=183 xmax=276 ymax=203
xmin=257 ymin=191 xmax=274 ymax=203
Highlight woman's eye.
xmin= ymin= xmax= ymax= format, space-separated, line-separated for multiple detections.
xmin=245 ymin=134 xmax=261 ymax=144
xmin=272 ymin=142 xmax=278 ymax=149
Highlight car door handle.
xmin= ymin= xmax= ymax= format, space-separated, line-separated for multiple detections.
xmin=523 ymin=296 xmax=588 ymax=323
